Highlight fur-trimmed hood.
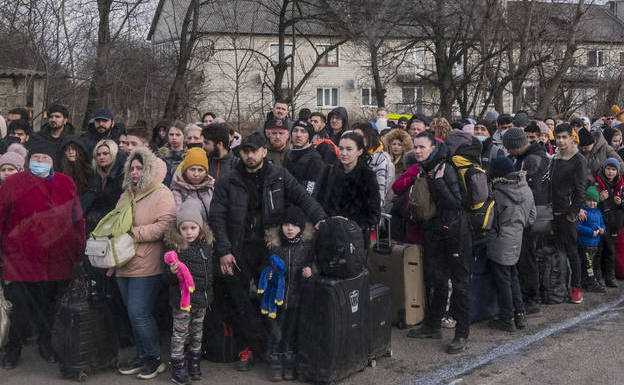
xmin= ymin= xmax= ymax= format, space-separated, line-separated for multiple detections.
xmin=383 ymin=128 xmax=414 ymax=154
xmin=122 ymin=146 xmax=167 ymax=194
xmin=163 ymin=221 xmax=214 ymax=252
xmin=492 ymin=171 xmax=529 ymax=205
xmin=264 ymin=223 xmax=315 ymax=249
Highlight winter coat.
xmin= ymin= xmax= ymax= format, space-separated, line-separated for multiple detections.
xmin=487 ymin=172 xmax=536 ymax=266
xmin=283 ymin=145 xmax=326 ymax=195
xmin=265 ymin=224 xmax=315 ymax=309
xmin=209 ymin=162 xmax=327 ymax=259
xmin=164 ymin=223 xmax=214 ymax=309
xmin=595 ymin=169 xmax=624 ymax=234
xmin=316 ymin=158 xmax=381 ymax=230
xmin=80 ymin=121 xmax=126 ymax=155
xmin=162 ymin=149 xmax=186 ymax=187
xmin=313 ymin=139 xmax=339 ymax=165
xmin=383 ymin=128 xmax=414 ymax=178
xmin=514 ymin=142 xmax=551 ymax=206
xmin=390 ymin=160 xmax=424 ymax=245
xmin=583 ymin=131 xmax=624 ymax=185
xmin=326 ymin=107 xmax=349 ymax=144
xmin=480 ymin=138 xmax=506 ymax=173
xmin=208 ymin=151 xmax=239 ymax=182
xmin=38 ymin=122 xmax=76 ymax=152
xmin=170 ymin=167 xmax=215 ymax=223
xmin=369 ymin=147 xmax=395 ymax=208
xmin=577 ymin=206 xmax=605 ymax=247
xmin=551 ymin=146 xmax=587 ymax=218
xmin=114 ymin=147 xmax=176 ymax=278
xmin=266 ymin=142 xmax=289 ymax=166
xmin=81 ymin=151 xmax=128 ymax=234
xmin=0 ymin=170 xmax=85 ymax=281
xmin=56 ymin=136 xmax=92 ymax=195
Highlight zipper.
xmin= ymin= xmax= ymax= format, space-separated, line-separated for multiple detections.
xmin=285 ymin=248 xmax=292 ymax=309
xmin=200 ymin=248 xmax=209 ymax=302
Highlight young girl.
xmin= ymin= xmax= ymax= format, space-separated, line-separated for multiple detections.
xmin=0 ymin=143 xmax=26 ymax=183
xmin=164 ymin=199 xmax=214 ymax=384
xmin=170 ymin=147 xmax=215 ymax=222
xmin=263 ymin=205 xmax=315 ymax=381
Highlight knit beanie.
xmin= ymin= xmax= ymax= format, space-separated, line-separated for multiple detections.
xmin=513 ymin=111 xmax=530 ymax=128
xmin=578 ymin=128 xmax=595 ymax=147
xmin=292 ymin=120 xmax=314 ymax=143
xmin=282 ymin=205 xmax=306 ymax=230
xmin=586 ymin=185 xmax=600 ymax=203
xmin=502 ymin=127 xmax=528 ymax=150
xmin=602 ymin=127 xmax=618 ymax=146
xmin=0 ymin=143 xmax=26 ymax=172
xmin=182 ymin=147 xmax=209 ymax=174
xmin=177 ymin=199 xmax=204 ymax=228
xmin=28 ymin=138 xmax=57 ymax=163
xmin=490 ymin=156 xmax=515 ymax=178
xmin=603 ymin=157 xmax=621 ymax=173
xmin=485 ymin=110 xmax=499 ymax=124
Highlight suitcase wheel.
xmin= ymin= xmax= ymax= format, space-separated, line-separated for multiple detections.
xmin=386 ymin=350 xmax=393 ymax=358
xmin=369 ymin=359 xmax=377 ymax=368
xmin=77 ymin=372 xmax=88 ymax=382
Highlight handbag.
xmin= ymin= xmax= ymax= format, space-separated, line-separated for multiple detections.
xmin=86 ymin=184 xmax=164 ymax=269
xmin=0 ymin=284 xmax=12 ymax=347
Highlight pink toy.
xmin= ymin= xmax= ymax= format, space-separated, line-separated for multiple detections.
xmin=164 ymin=251 xmax=195 ymax=311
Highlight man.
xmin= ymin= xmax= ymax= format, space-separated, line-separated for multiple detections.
xmin=513 ymin=111 xmax=530 ymax=129
xmin=81 ymin=108 xmax=126 ymax=154
xmin=309 ymin=112 xmax=327 ymax=142
xmin=407 ymin=131 xmax=472 ymax=354
xmin=474 ymin=120 xmax=505 ymax=170
xmin=524 ymin=123 xmax=540 ymax=144
xmin=6 ymin=108 xmax=29 ymax=126
xmin=203 ymin=123 xmax=239 ymax=181
xmin=209 ymin=132 xmax=326 ymax=371
xmin=265 ymin=118 xmax=290 ymax=166
xmin=570 ymin=117 xmax=584 ymax=144
xmin=406 ymin=114 xmax=429 ymax=141
xmin=255 ymin=99 xmax=293 ymax=139
xmin=326 ymin=106 xmax=349 ymax=144
xmin=0 ymin=140 xmax=85 ymax=369
xmin=7 ymin=120 xmax=31 ymax=145
xmin=551 ymin=123 xmax=587 ymax=304
xmin=396 ymin=116 xmax=409 ymax=130
xmin=492 ymin=114 xmax=514 ymax=147
xmin=283 ymin=120 xmax=325 ymax=195
xmin=578 ymin=127 xmax=624 ymax=185
xmin=38 ymin=105 xmax=75 ymax=150
xmin=124 ymin=128 xmax=150 ymax=154
xmin=503 ymin=127 xmax=551 ymax=314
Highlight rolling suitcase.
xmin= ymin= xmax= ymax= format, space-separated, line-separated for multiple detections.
xmin=368 ymin=284 xmax=392 ymax=366
xmin=368 ymin=213 xmax=425 ymax=328
xmin=297 ymin=270 xmax=370 ymax=384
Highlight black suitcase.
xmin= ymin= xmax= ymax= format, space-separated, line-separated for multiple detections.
xmin=368 ymin=284 xmax=392 ymax=366
xmin=52 ymin=273 xmax=118 ymax=381
xmin=297 ymin=270 xmax=370 ymax=384
xmin=315 ymin=217 xmax=366 ymax=278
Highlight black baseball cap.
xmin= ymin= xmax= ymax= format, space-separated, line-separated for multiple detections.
xmin=240 ymin=132 xmax=266 ymax=150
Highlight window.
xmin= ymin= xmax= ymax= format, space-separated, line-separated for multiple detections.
xmin=317 ymin=45 xmax=339 ymax=66
xmin=523 ymin=86 xmax=537 ymax=105
xmin=317 ymin=87 xmax=339 ymax=107
xmin=401 ymin=87 xmax=424 ymax=113
xmin=587 ymin=50 xmax=604 ymax=67
xmin=270 ymin=44 xmax=293 ymax=64
xmin=361 ymin=87 xmax=377 ymax=107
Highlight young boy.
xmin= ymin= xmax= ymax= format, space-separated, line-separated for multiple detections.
xmin=595 ymin=157 xmax=624 ymax=288
xmin=262 ymin=205 xmax=315 ymax=381
xmin=577 ymin=185 xmax=607 ymax=293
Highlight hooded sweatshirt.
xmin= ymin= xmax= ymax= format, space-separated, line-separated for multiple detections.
xmin=326 ymin=107 xmax=349 ymax=145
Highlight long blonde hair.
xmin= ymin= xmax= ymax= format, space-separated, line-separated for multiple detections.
xmin=92 ymin=139 xmax=119 ymax=179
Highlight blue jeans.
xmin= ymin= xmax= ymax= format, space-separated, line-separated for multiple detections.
xmin=117 ymin=275 xmax=162 ymax=358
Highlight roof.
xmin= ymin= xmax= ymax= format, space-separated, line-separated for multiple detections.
xmin=0 ymin=68 xmax=46 ymax=78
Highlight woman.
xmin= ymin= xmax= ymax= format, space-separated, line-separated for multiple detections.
xmin=81 ymin=139 xmax=127 ymax=234
xmin=150 ymin=120 xmax=170 ymax=153
xmin=170 ymin=147 xmax=215 ymax=221
xmin=383 ymin=128 xmax=414 ymax=179
xmin=57 ymin=136 xmax=90 ymax=195
xmin=316 ymin=131 xmax=380 ymax=247
xmin=162 ymin=121 xmax=187 ymax=186
xmin=353 ymin=123 xmax=394 ymax=208
xmin=430 ymin=118 xmax=452 ymax=141
xmin=115 ymin=147 xmax=176 ymax=380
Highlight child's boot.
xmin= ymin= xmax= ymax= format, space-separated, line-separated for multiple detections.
xmin=170 ymin=356 xmax=190 ymax=385
xmin=187 ymin=351 xmax=202 ymax=381
xmin=282 ymin=351 xmax=296 ymax=380
xmin=268 ymin=353 xmax=282 ymax=382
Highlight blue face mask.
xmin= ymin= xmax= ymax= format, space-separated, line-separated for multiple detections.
xmin=475 ymin=135 xmax=487 ymax=142
xmin=30 ymin=161 xmax=52 ymax=176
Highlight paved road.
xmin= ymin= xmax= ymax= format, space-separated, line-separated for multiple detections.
xmin=3 ymin=283 xmax=624 ymax=385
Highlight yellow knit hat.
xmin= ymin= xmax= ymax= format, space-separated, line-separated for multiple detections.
xmin=182 ymin=147 xmax=209 ymax=174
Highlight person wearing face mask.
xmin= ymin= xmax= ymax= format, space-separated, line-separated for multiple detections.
xmin=0 ymin=141 xmax=85 ymax=369
xmin=474 ymin=120 xmax=505 ymax=172
xmin=537 ymin=121 xmax=555 ymax=156
xmin=170 ymin=147 xmax=215 ymax=222
xmin=57 ymin=136 xmax=91 ymax=195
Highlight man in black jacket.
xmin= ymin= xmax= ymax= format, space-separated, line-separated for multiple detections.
xmin=209 ymin=132 xmax=327 ymax=371
xmin=38 ymin=104 xmax=76 ymax=151
xmin=283 ymin=120 xmax=325 ymax=195
xmin=203 ymin=123 xmax=239 ymax=182
xmin=80 ymin=108 xmax=126 ymax=154
xmin=406 ymin=131 xmax=472 ymax=354
xmin=551 ymin=123 xmax=587 ymax=304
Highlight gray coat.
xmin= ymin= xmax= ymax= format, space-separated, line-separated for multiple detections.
xmin=487 ymin=172 xmax=536 ymax=266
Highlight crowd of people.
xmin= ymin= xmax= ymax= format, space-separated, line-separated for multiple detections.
xmin=0 ymin=100 xmax=623 ymax=383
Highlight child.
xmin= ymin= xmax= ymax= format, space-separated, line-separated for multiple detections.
xmin=596 ymin=157 xmax=624 ymax=288
xmin=163 ymin=199 xmax=214 ymax=385
xmin=0 ymin=143 xmax=26 ymax=184
xmin=486 ymin=157 xmax=536 ymax=332
xmin=262 ymin=205 xmax=315 ymax=381
xmin=578 ymin=185 xmax=606 ymax=293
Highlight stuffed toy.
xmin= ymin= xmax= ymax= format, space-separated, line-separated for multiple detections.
xmin=611 ymin=105 xmax=624 ymax=123
xmin=257 ymin=254 xmax=286 ymax=319
xmin=164 ymin=251 xmax=195 ymax=311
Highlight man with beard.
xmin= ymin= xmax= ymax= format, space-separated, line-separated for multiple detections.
xmin=203 ymin=123 xmax=238 ymax=181
xmin=209 ymin=132 xmax=326 ymax=371
xmin=80 ymin=108 xmax=126 ymax=154
xmin=265 ymin=118 xmax=290 ymax=166
xmin=38 ymin=105 xmax=75 ymax=151
xmin=283 ymin=120 xmax=325 ymax=195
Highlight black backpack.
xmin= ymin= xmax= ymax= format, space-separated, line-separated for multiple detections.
xmin=314 ymin=217 xmax=366 ymax=278
xmin=537 ymin=244 xmax=570 ymax=304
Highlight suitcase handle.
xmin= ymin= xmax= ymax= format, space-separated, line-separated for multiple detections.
xmin=373 ymin=213 xmax=393 ymax=254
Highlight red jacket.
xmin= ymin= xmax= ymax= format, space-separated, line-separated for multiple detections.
xmin=0 ymin=171 xmax=85 ymax=282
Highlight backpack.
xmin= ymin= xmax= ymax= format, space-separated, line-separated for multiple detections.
xmin=313 ymin=138 xmax=339 ymax=158
xmin=314 ymin=217 xmax=366 ymax=278
xmin=450 ymin=155 xmax=495 ymax=236
xmin=408 ymin=171 xmax=437 ymax=220
xmin=537 ymin=243 xmax=570 ymax=304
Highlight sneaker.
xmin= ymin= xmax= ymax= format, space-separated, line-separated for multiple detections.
xmin=525 ymin=302 xmax=541 ymax=315
xmin=236 ymin=348 xmax=254 ymax=372
xmin=407 ymin=325 xmax=442 ymax=339
xmin=583 ymin=279 xmax=606 ymax=293
xmin=570 ymin=286 xmax=583 ymax=304
xmin=268 ymin=353 xmax=282 ymax=382
xmin=605 ymin=276 xmax=619 ymax=288
xmin=441 ymin=316 xmax=457 ymax=329
xmin=446 ymin=336 xmax=468 ymax=354
xmin=514 ymin=312 xmax=527 ymax=330
xmin=2 ymin=348 xmax=20 ymax=370
xmin=488 ymin=318 xmax=516 ymax=332
xmin=136 ymin=357 xmax=166 ymax=380
xmin=118 ymin=356 xmax=144 ymax=375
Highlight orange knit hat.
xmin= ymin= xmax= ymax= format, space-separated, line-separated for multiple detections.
xmin=182 ymin=147 xmax=209 ymax=174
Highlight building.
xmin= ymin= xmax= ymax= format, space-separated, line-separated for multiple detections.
xmin=0 ymin=68 xmax=45 ymax=130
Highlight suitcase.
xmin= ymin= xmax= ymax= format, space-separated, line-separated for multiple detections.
xmin=368 ymin=284 xmax=392 ymax=366
xmin=470 ymin=240 xmax=499 ymax=323
xmin=297 ymin=270 xmax=370 ymax=384
xmin=315 ymin=217 xmax=366 ymax=278
xmin=368 ymin=213 xmax=425 ymax=328
xmin=52 ymin=272 xmax=118 ymax=381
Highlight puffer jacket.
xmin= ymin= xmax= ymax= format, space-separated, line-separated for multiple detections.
xmin=170 ymin=167 xmax=215 ymax=222
xmin=596 ymin=168 xmax=624 ymax=234
xmin=487 ymin=171 xmax=536 ymax=266
xmin=209 ymin=152 xmax=239 ymax=182
xmin=369 ymin=146 xmax=395 ymax=208
xmin=164 ymin=223 xmax=214 ymax=309
xmin=583 ymin=131 xmax=624 ymax=185
xmin=514 ymin=142 xmax=550 ymax=206
xmin=113 ymin=147 xmax=176 ymax=278
xmin=383 ymin=128 xmax=414 ymax=178
xmin=283 ymin=145 xmax=326 ymax=195
xmin=578 ymin=205 xmax=605 ymax=247
xmin=265 ymin=224 xmax=315 ymax=309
